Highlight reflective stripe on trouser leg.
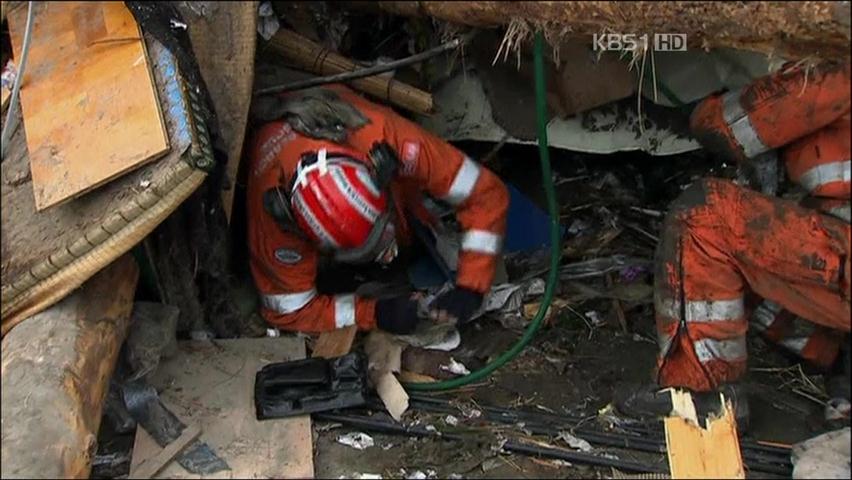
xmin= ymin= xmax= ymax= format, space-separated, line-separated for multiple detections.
xmin=334 ymin=294 xmax=356 ymax=328
xmin=461 ymin=230 xmax=502 ymax=255
xmin=693 ymin=337 xmax=747 ymax=364
xmin=442 ymin=157 xmax=481 ymax=206
xmin=828 ymin=204 xmax=851 ymax=222
xmin=261 ymin=289 xmax=318 ymax=314
xmin=798 ymin=160 xmax=852 ymax=194
xmin=722 ymin=89 xmax=770 ymax=159
xmin=656 ymin=297 xmax=745 ymax=323
xmin=751 ymin=300 xmax=783 ymax=333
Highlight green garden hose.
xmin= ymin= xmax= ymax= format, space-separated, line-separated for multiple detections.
xmin=403 ymin=31 xmax=561 ymax=391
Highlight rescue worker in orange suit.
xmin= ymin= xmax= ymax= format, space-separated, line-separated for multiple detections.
xmin=619 ymin=62 xmax=851 ymax=425
xmin=246 ymin=84 xmax=509 ymax=335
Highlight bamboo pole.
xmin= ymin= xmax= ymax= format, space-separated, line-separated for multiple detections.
xmin=267 ymin=28 xmax=434 ymax=115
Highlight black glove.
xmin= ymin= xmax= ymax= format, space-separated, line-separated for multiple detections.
xmin=375 ymin=295 xmax=420 ymax=334
xmin=431 ymin=287 xmax=483 ymax=325
xmin=367 ymin=141 xmax=399 ymax=191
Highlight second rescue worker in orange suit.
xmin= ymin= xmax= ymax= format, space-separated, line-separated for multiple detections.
xmin=620 ymin=62 xmax=851 ymax=424
xmin=246 ymin=85 xmax=509 ymax=335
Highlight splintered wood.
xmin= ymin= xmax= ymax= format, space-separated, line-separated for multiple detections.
xmin=364 ymin=331 xmax=410 ymax=421
xmin=7 ymin=2 xmax=168 ymax=211
xmin=664 ymin=389 xmax=745 ymax=479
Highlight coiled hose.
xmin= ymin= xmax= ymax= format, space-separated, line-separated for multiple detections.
xmin=403 ymin=31 xmax=561 ymax=391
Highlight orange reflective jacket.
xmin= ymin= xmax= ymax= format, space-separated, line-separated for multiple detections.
xmin=246 ymin=85 xmax=509 ymax=333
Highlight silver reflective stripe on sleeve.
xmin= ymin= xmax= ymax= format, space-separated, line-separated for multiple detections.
xmin=656 ymin=297 xmax=745 ymax=323
xmin=334 ymin=294 xmax=356 ymax=328
xmin=798 ymin=160 xmax=851 ymax=193
xmin=694 ymin=337 xmax=747 ymax=363
xmin=461 ymin=230 xmax=502 ymax=255
xmin=261 ymin=289 xmax=317 ymax=314
xmin=722 ymin=89 xmax=769 ymax=158
xmin=442 ymin=157 xmax=481 ymax=206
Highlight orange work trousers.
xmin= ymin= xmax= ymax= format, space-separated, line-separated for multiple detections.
xmin=654 ymin=178 xmax=851 ymax=391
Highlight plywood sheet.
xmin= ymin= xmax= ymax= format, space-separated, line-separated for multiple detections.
xmin=129 ymin=337 xmax=314 ymax=479
xmin=8 ymin=1 xmax=169 ymax=211
xmin=1 ymin=37 xmax=192 ymax=297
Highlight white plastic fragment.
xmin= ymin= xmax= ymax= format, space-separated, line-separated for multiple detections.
xmin=584 ymin=310 xmax=605 ymax=327
xmin=266 ymin=328 xmax=280 ymax=338
xmin=169 ymin=19 xmax=188 ymax=30
xmin=445 ymin=415 xmax=459 ymax=426
xmin=440 ymin=358 xmax=470 ymax=376
xmin=557 ymin=431 xmax=593 ymax=452
xmin=341 ymin=474 xmax=382 ymax=480
xmin=824 ymin=398 xmax=851 ymax=421
xmin=337 ymin=432 xmax=375 ymax=450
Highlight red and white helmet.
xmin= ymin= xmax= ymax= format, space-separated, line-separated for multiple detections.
xmin=290 ymin=148 xmax=396 ymax=262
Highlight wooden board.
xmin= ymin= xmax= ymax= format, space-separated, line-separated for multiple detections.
xmin=130 ymin=424 xmax=201 ymax=479
xmin=8 ymin=1 xmax=169 ymax=211
xmin=312 ymin=325 xmax=357 ymax=359
xmin=1 ymin=37 xmax=194 ymax=303
xmin=129 ymin=338 xmax=314 ymax=479
xmin=664 ymin=389 xmax=745 ymax=479
xmin=1 ymin=255 xmax=139 ymax=479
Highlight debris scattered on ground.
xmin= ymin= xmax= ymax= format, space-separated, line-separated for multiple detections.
xmin=341 ymin=473 xmax=383 ymax=480
xmin=824 ymin=398 xmax=851 ymax=422
xmin=445 ymin=415 xmax=459 ymax=426
xmin=316 ymin=423 xmax=343 ymax=433
xmin=557 ymin=431 xmax=594 ymax=452
xmin=169 ymin=18 xmax=187 ymax=30
xmin=257 ymin=2 xmax=280 ymax=40
xmin=337 ymin=432 xmax=375 ymax=450
xmin=440 ymin=358 xmax=471 ymax=376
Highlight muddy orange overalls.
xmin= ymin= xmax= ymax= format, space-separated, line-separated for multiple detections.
xmin=655 ymin=63 xmax=851 ymax=391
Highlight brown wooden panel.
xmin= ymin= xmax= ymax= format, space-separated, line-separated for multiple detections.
xmin=8 ymin=1 xmax=168 ymax=211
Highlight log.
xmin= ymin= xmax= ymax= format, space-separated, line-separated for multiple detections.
xmin=0 ymin=255 xmax=139 ymax=479
xmin=267 ymin=28 xmax=434 ymax=115
xmin=344 ymin=1 xmax=851 ymax=60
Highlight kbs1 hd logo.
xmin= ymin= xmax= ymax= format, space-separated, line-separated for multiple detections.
xmin=592 ymin=33 xmax=687 ymax=52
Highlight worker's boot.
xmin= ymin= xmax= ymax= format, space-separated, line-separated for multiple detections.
xmin=616 ymin=383 xmax=750 ymax=433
